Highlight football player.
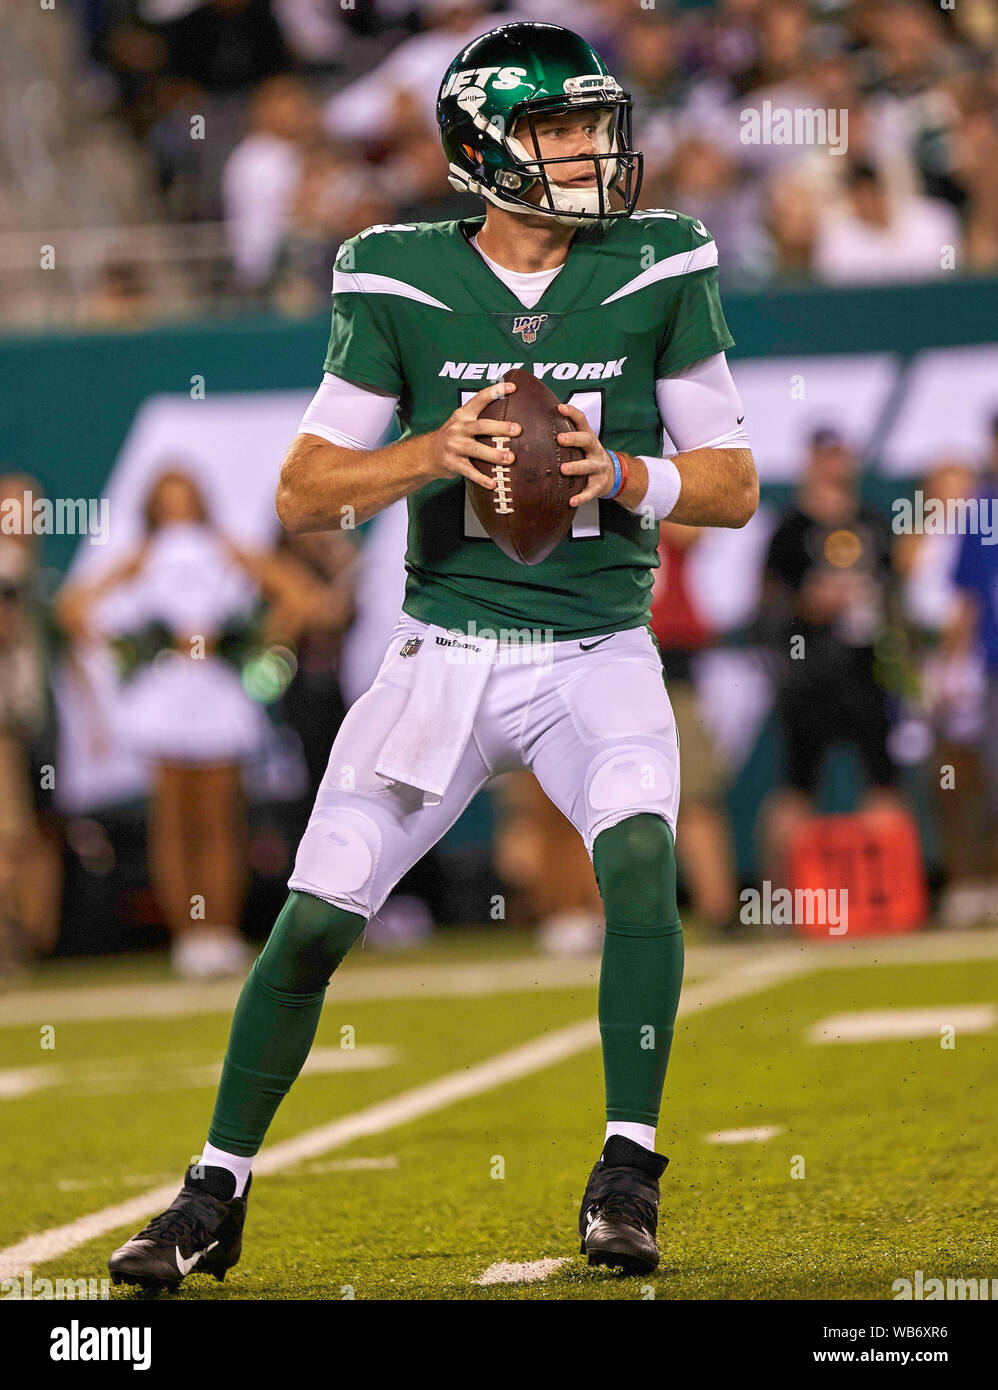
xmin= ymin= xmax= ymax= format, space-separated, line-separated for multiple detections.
xmin=109 ymin=20 xmax=757 ymax=1289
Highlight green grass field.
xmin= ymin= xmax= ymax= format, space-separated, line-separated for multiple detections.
xmin=2 ymin=927 xmax=996 ymax=1301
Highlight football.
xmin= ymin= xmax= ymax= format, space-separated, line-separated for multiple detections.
xmin=470 ymin=367 xmax=586 ymax=565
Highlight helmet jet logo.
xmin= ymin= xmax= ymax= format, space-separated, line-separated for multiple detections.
xmin=440 ymin=65 xmax=529 ymax=99
xmin=563 ymin=75 xmax=622 ymax=98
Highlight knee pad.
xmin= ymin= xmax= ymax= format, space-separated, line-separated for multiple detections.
xmin=586 ymin=745 xmax=677 ymax=814
xmin=593 ymin=814 xmax=679 ymax=928
xmin=258 ymin=890 xmax=367 ymax=994
xmin=289 ymin=806 xmax=383 ymax=918
xmin=584 ymin=743 xmax=679 ymax=853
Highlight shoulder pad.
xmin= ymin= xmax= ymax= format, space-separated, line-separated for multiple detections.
xmin=333 ymin=221 xmax=462 ymax=276
xmin=619 ymin=209 xmax=715 ymax=255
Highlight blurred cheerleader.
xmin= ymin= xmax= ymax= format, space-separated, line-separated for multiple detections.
xmin=57 ymin=467 xmax=326 ymax=978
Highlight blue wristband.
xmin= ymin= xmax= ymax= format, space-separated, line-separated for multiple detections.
xmin=606 ymin=450 xmax=623 ymax=499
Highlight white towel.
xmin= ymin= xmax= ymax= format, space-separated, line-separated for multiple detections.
xmin=375 ymin=625 xmax=496 ymax=804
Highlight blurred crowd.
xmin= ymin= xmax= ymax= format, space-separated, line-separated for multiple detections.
xmin=5 ymin=411 xmax=998 ymax=972
xmin=62 ymin=0 xmax=998 ymax=319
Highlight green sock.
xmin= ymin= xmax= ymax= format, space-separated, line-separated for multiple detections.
xmin=593 ymin=815 xmax=684 ymax=1128
xmin=206 ymin=891 xmax=366 ymax=1156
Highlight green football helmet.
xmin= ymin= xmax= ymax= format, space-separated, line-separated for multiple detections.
xmin=436 ymin=21 xmax=643 ymax=225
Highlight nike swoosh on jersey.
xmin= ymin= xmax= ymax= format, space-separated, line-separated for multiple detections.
xmin=176 ymin=1240 xmax=218 ymax=1276
xmin=736 ymin=415 xmax=745 ymax=425
xmin=579 ymin=635 xmax=614 ymax=652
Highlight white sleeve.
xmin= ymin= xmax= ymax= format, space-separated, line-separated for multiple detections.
xmin=655 ymin=352 xmax=750 ymax=452
xmin=298 ymin=372 xmax=399 ymax=450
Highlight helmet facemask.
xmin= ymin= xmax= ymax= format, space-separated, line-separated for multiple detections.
xmin=449 ymin=89 xmax=642 ymax=226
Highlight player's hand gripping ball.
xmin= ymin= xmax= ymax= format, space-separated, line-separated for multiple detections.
xmin=470 ymin=369 xmax=586 ymax=565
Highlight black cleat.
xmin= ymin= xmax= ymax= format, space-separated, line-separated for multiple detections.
xmin=578 ymin=1135 xmax=668 ymax=1275
xmin=108 ymin=1165 xmax=250 ymax=1291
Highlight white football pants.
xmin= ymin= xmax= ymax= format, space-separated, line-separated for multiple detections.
xmin=289 ymin=614 xmax=681 ymax=919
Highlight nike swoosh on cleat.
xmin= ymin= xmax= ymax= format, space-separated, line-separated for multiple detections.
xmin=176 ymin=1240 xmax=218 ymax=1276
xmin=579 ymin=636 xmax=613 ymax=652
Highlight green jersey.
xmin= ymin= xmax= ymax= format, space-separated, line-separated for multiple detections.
xmin=325 ymin=211 xmax=734 ymax=640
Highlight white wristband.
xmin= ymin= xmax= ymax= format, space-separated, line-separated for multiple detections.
xmin=631 ymin=455 xmax=682 ymax=521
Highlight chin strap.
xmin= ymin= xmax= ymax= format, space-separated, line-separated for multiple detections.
xmin=550 ymin=185 xmax=606 ymax=223
xmin=448 ymin=164 xmax=608 ymax=225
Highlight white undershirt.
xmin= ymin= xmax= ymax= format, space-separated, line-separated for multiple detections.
xmin=468 ymin=232 xmax=563 ymax=309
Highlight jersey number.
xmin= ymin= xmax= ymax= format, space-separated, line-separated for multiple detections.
xmin=460 ymin=389 xmax=603 ymax=541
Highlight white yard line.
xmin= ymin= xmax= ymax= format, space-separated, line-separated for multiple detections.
xmin=57 ymin=1175 xmax=175 ymax=1193
xmin=0 ymin=954 xmax=800 ymax=1283
xmin=5 ymin=928 xmax=996 ymax=1028
xmin=791 ymin=927 xmax=998 ymax=969
xmin=809 ymin=1004 xmax=996 ymax=1044
xmin=706 ymin=1125 xmax=785 ymax=1145
xmin=0 ymin=956 xmax=608 ymax=1026
xmin=299 ymin=1157 xmax=399 ymax=1174
xmin=475 ymin=1258 xmax=570 ymax=1285
xmin=58 ymin=1157 xmax=401 ymax=1190
xmin=0 ymin=1044 xmax=398 ymax=1100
